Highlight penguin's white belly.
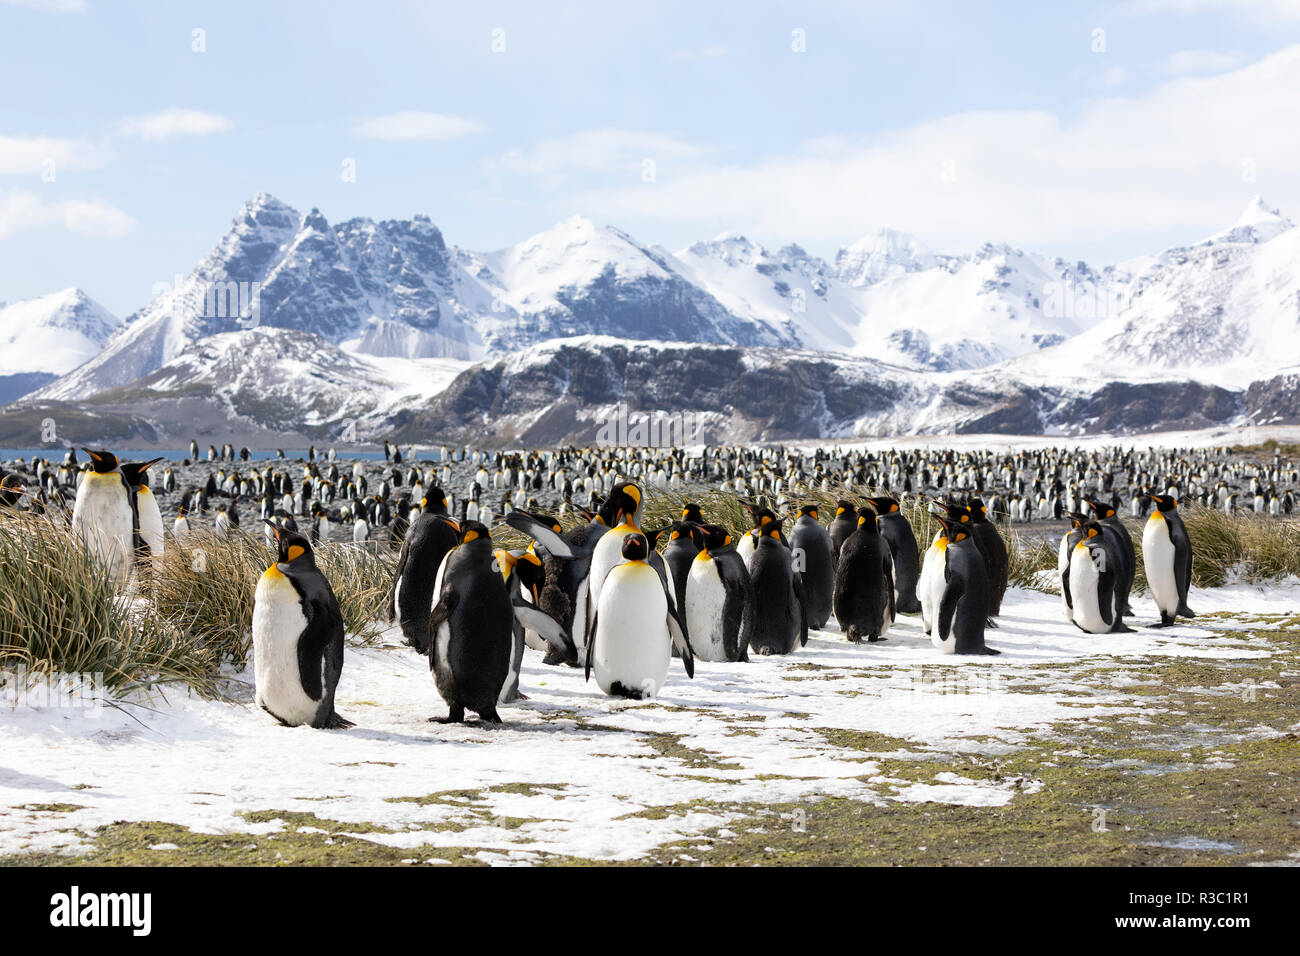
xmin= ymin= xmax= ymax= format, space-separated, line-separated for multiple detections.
xmin=593 ymin=565 xmax=670 ymax=697
xmin=137 ymin=489 xmax=165 ymax=564
xmin=588 ymin=526 xmax=633 ymax=609
xmin=685 ymin=559 xmax=729 ymax=662
xmin=72 ymin=476 xmax=133 ymax=582
xmin=252 ymin=569 xmax=320 ymax=726
xmin=918 ymin=542 xmax=945 ymax=635
xmin=1068 ymin=550 xmax=1108 ymax=633
xmin=736 ymin=533 xmax=756 ymax=568
xmin=1143 ymin=519 xmax=1179 ymax=614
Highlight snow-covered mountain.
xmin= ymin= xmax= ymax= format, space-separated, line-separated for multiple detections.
xmin=1009 ymin=195 xmax=1300 ymax=388
xmin=7 ymin=192 xmax=1300 ymax=444
xmin=0 ymin=288 xmax=120 ymax=403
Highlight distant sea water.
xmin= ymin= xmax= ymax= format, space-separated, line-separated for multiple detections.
xmin=1 ymin=447 xmax=449 ymax=463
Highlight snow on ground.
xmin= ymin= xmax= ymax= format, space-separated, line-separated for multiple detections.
xmin=1 ymin=583 xmax=1293 ymax=863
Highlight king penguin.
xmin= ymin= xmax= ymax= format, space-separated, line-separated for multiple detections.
xmin=428 ymin=521 xmax=514 ymax=723
xmin=119 ymin=457 xmax=165 ymax=580
xmin=586 ymin=532 xmax=694 ymax=698
xmin=832 ymin=505 xmax=895 ymax=643
xmin=251 ymin=521 xmax=353 ymax=728
xmin=388 ymin=488 xmax=460 ymax=654
xmin=1062 ymin=521 xmax=1131 ymax=634
xmin=787 ymin=504 xmax=834 ymax=629
xmin=1140 ymin=493 xmax=1196 ymax=627
xmin=685 ymin=523 xmax=753 ymax=662
xmin=931 ymin=514 xmax=1000 ymax=656
xmin=746 ymin=520 xmax=807 ymax=655
xmin=866 ymin=495 xmax=922 ymax=614
xmin=1084 ymin=496 xmax=1136 ymax=619
xmin=582 ymin=481 xmax=643 ymax=653
xmin=71 ymin=448 xmax=133 ymax=585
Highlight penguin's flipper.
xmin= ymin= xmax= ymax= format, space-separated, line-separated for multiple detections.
xmin=666 ymin=603 xmax=694 ymax=679
xmin=937 ymin=578 xmax=964 ymax=642
xmin=514 ymin=605 xmax=570 ymax=655
xmin=584 ymin=609 xmax=598 ymax=683
xmin=1097 ymin=569 xmax=1115 ymax=628
xmin=1061 ymin=568 xmax=1073 ymax=611
xmin=883 ymin=552 xmax=896 ymax=624
xmin=793 ymin=571 xmax=809 ymax=647
xmin=504 ymin=511 xmax=574 ymax=559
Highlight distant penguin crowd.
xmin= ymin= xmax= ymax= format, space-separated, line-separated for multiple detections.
xmin=4 ymin=435 xmax=1272 ymax=729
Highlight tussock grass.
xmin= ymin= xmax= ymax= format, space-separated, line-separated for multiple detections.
xmin=0 ymin=513 xmax=221 ymax=697
xmin=153 ymin=530 xmax=395 ymax=658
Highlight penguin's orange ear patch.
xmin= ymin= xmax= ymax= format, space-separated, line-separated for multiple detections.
xmin=723 ymin=534 xmax=732 ymax=546
xmin=462 ymin=530 xmax=479 ymax=543
xmin=287 ymin=545 xmax=305 ymax=561
xmin=955 ymin=531 xmax=967 ymax=541
xmin=759 ymin=515 xmax=772 ymax=525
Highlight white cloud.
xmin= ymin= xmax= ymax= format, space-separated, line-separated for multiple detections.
xmin=528 ymin=46 xmax=1300 ymax=251
xmin=1122 ymin=0 xmax=1300 ymax=21
xmin=0 ymin=0 xmax=87 ymax=11
xmin=355 ymin=111 xmax=485 ymax=142
xmin=1162 ymin=49 xmax=1245 ymax=74
xmin=494 ymin=128 xmax=711 ymax=187
xmin=1103 ymin=65 xmax=1129 ymax=86
xmin=667 ymin=44 xmax=728 ymax=62
xmin=121 ymin=109 xmax=233 ymax=141
xmin=0 ymin=189 xmax=134 ymax=239
xmin=0 ymin=135 xmax=104 ymax=175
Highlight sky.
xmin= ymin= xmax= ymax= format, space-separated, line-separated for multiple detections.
xmin=3 ymin=0 xmax=1300 ymax=317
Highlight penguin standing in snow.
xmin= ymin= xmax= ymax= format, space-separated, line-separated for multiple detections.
xmin=251 ymin=521 xmax=353 ymax=729
xmin=388 ymin=489 xmax=460 ymax=654
xmin=71 ymin=448 xmax=133 ymax=585
xmin=918 ymin=518 xmax=948 ymax=637
xmin=931 ymin=514 xmax=1000 ymax=656
xmin=428 ymin=521 xmax=514 ymax=723
xmin=1084 ymin=496 xmax=1136 ymax=619
xmin=866 ymin=495 xmax=922 ymax=615
xmin=685 ymin=523 xmax=753 ymax=662
xmin=586 ymin=532 xmax=694 ymax=698
xmin=661 ymin=520 xmax=702 ymax=642
xmin=746 ymin=520 xmax=807 ymax=656
xmin=505 ymin=507 xmax=600 ymax=666
xmin=1140 ymin=493 xmax=1196 ymax=627
xmin=1062 ymin=521 xmax=1131 ymax=634
xmin=787 ymin=504 xmax=834 ymax=629
xmin=833 ymin=505 xmax=895 ymax=643
xmin=966 ymin=497 xmax=1009 ymax=626
xmin=582 ymin=482 xmax=642 ymax=654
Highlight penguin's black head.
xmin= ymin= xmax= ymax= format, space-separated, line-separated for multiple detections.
xmin=1079 ymin=521 xmax=1104 ymax=543
xmin=742 ymin=502 xmax=778 ymax=531
xmin=1084 ymin=497 xmax=1115 ymax=519
xmin=119 ymin=457 xmax=163 ymax=489
xmin=1065 ymin=511 xmax=1088 ymax=528
xmin=82 ymin=448 xmax=119 ymax=473
xmin=602 ymin=482 xmax=641 ymax=526
xmin=966 ymin=497 xmax=989 ymax=522
xmin=797 ymin=503 xmax=819 ymax=520
xmin=855 ymin=506 xmax=880 ymax=529
xmin=266 ymin=519 xmax=314 ymax=566
xmin=834 ymin=499 xmax=854 ymax=517
xmin=940 ymin=499 xmax=973 ymax=524
xmin=459 ymin=520 xmax=491 ymax=545
xmin=667 ymin=520 xmax=699 ymax=544
xmin=865 ymin=495 xmax=899 ymax=516
xmin=762 ymin=518 xmax=785 ymax=540
xmin=620 ymin=532 xmax=650 ymax=562
xmin=681 ymin=502 xmax=705 ymax=523
xmin=935 ymin=516 xmax=968 ymax=543
xmin=693 ymin=523 xmax=732 ymax=554
xmin=1143 ymin=493 xmax=1177 ymax=512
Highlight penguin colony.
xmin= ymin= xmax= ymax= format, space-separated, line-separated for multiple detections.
xmin=2 ymin=439 xmax=1232 ymax=730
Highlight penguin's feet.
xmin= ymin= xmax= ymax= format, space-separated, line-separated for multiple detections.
xmin=476 ymin=707 xmax=503 ymax=724
xmin=431 ymin=704 xmax=466 ymax=724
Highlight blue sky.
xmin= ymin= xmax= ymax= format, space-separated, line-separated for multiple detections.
xmin=4 ymin=0 xmax=1300 ymax=316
